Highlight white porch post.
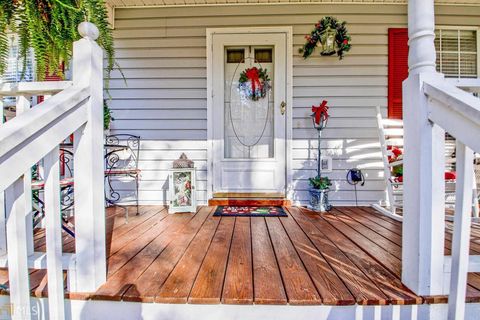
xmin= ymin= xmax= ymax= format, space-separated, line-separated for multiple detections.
xmin=402 ymin=0 xmax=446 ymax=295
xmin=72 ymin=22 xmax=106 ymax=292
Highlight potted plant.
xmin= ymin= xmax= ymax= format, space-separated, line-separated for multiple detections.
xmin=0 ymin=0 xmax=116 ymax=81
xmin=308 ymin=176 xmax=332 ymax=212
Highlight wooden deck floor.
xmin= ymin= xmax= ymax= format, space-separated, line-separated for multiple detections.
xmin=3 ymin=205 xmax=480 ymax=306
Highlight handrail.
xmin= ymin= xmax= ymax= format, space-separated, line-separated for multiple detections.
xmin=0 ymin=85 xmax=89 ymax=157
xmin=0 ymin=86 xmax=89 ymax=192
xmin=445 ymin=78 xmax=480 ymax=94
xmin=0 ymin=81 xmax=73 ymax=96
xmin=424 ymin=80 xmax=480 ymax=153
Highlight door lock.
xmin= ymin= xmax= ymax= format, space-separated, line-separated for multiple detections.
xmin=280 ymin=101 xmax=286 ymax=115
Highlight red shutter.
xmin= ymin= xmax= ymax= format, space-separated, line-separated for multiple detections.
xmin=388 ymin=28 xmax=409 ymax=119
xmin=38 ymin=63 xmax=65 ymax=103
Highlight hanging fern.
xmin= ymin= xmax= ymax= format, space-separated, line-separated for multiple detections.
xmin=0 ymin=0 xmax=116 ymax=81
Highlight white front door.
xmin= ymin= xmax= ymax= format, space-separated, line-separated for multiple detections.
xmin=211 ymin=32 xmax=288 ymax=194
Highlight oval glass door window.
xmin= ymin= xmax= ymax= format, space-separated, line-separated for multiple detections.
xmin=224 ymin=46 xmax=274 ymax=159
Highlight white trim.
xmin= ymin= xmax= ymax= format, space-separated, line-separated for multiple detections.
xmin=3 ymin=295 xmax=480 ymax=320
xmin=110 ymin=2 xmax=480 ymax=9
xmin=206 ymin=27 xmax=293 ymax=200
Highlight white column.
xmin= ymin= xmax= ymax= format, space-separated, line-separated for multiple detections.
xmin=72 ymin=22 xmax=106 ymax=292
xmin=402 ymin=0 xmax=446 ymax=295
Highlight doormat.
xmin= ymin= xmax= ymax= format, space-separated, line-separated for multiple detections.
xmin=214 ymin=206 xmax=287 ymax=217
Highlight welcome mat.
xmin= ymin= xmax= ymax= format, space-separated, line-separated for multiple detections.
xmin=214 ymin=206 xmax=287 ymax=217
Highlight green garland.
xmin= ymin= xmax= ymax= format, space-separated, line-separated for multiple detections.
xmin=0 ymin=0 xmax=115 ymax=81
xmin=300 ymin=16 xmax=352 ymax=60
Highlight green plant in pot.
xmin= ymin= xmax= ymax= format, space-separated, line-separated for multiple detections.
xmin=309 ymin=176 xmax=331 ymax=190
xmin=0 ymin=0 xmax=116 ymax=83
xmin=308 ymin=176 xmax=332 ymax=212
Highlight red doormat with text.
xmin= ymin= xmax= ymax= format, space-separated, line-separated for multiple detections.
xmin=214 ymin=206 xmax=287 ymax=217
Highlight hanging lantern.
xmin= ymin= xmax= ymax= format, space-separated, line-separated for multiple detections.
xmin=319 ymin=26 xmax=337 ymax=56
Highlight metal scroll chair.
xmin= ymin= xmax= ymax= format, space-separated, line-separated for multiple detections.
xmin=32 ymin=148 xmax=76 ymax=238
xmin=104 ymin=134 xmax=141 ymax=219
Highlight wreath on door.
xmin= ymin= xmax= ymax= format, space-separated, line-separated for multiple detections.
xmin=238 ymin=67 xmax=271 ymax=101
xmin=300 ymin=16 xmax=352 ymax=60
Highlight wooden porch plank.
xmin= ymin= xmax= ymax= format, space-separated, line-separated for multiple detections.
xmin=340 ymin=207 xmax=403 ymax=245
xmin=105 ymin=206 xmax=166 ymax=248
xmin=361 ymin=208 xmax=480 ymax=302
xmin=251 ymin=218 xmax=287 ymax=305
xmin=106 ymin=207 xmax=169 ymax=257
xmin=279 ymin=211 xmax=354 ymax=305
xmin=287 ymin=207 xmax=388 ymax=305
xmin=360 ymin=207 xmax=403 ymax=228
xmin=265 ymin=217 xmax=321 ymax=305
xmin=121 ymin=207 xmax=213 ymax=302
xmin=299 ymin=208 xmax=421 ymax=305
xmin=188 ymin=217 xmax=235 ymax=304
xmin=17 ymin=205 xmax=480 ymax=305
xmin=324 ymin=209 xmax=402 ymax=276
xmin=106 ymin=211 xmax=193 ymax=277
xmin=222 ymin=217 xmax=254 ymax=304
xmin=33 ymin=206 xmax=159 ymax=253
xmin=155 ymin=214 xmax=221 ymax=303
xmin=88 ymin=210 xmax=201 ymax=301
xmin=333 ymin=207 xmax=402 ymax=260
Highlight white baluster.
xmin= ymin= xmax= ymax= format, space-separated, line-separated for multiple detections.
xmin=448 ymin=142 xmax=474 ymax=320
xmin=0 ymin=98 xmax=6 ymax=257
xmin=5 ymin=178 xmax=30 ymax=320
xmin=44 ymin=146 xmax=65 ymax=319
xmin=72 ymin=22 xmax=106 ymax=291
xmin=15 ymin=96 xmax=34 ymax=257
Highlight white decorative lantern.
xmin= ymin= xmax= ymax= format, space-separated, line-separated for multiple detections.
xmin=169 ymin=154 xmax=196 ymax=214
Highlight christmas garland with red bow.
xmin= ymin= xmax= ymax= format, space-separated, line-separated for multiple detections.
xmin=238 ymin=67 xmax=270 ymax=101
xmin=300 ymin=16 xmax=351 ymax=60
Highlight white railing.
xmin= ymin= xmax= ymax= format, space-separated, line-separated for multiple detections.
xmin=423 ymin=79 xmax=480 ymax=320
xmin=402 ymin=1 xmax=480 ymax=319
xmin=0 ymin=22 xmax=106 ymax=320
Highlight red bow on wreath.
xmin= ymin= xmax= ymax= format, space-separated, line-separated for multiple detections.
xmin=245 ymin=67 xmax=262 ymax=94
xmin=311 ymin=100 xmax=329 ymax=125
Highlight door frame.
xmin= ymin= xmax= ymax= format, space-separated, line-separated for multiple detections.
xmin=206 ymin=27 xmax=293 ymax=200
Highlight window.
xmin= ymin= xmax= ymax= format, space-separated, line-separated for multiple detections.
xmin=1 ymin=34 xmax=35 ymax=120
xmin=435 ymin=28 xmax=478 ymax=78
xmin=0 ymin=34 xmax=35 ymax=83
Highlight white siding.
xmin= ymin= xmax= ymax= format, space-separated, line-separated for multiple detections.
xmin=110 ymin=4 xmax=480 ymax=205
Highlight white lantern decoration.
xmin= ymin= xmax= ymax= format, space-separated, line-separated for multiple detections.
xmin=169 ymin=153 xmax=196 ymax=214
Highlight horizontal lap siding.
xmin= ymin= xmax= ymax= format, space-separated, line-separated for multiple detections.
xmin=111 ymin=4 xmax=480 ymax=205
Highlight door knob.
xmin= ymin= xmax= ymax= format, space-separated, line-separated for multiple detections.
xmin=280 ymin=101 xmax=286 ymax=115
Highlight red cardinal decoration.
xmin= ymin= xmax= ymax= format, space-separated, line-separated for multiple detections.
xmin=311 ymin=100 xmax=329 ymax=127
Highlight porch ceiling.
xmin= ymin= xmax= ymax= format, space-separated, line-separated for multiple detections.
xmin=107 ymin=0 xmax=480 ymax=8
